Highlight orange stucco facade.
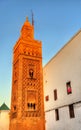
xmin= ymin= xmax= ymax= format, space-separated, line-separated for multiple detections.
xmin=9 ymin=18 xmax=45 ymax=130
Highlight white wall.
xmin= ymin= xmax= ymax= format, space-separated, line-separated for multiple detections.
xmin=45 ymin=103 xmax=81 ymax=130
xmin=44 ymin=30 xmax=81 ymax=110
xmin=0 ymin=110 xmax=10 ymax=130
xmin=43 ymin=30 xmax=81 ymax=130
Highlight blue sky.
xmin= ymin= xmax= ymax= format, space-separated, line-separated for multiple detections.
xmin=0 ymin=0 xmax=81 ymax=107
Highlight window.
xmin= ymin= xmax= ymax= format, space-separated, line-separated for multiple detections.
xmin=54 ymin=89 xmax=57 ymax=100
xmin=14 ymin=106 xmax=16 ymax=111
xmin=45 ymin=95 xmax=49 ymax=101
xmin=69 ymin=104 xmax=75 ymax=118
xmin=55 ymin=109 xmax=59 ymax=121
xmin=29 ymin=69 xmax=34 ymax=78
xmin=66 ymin=81 xmax=72 ymax=94
xmin=27 ymin=103 xmax=36 ymax=110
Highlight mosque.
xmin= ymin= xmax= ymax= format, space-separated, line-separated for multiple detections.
xmin=0 ymin=19 xmax=81 ymax=130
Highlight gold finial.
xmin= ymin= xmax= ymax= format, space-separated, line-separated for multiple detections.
xmin=26 ymin=16 xmax=28 ymax=21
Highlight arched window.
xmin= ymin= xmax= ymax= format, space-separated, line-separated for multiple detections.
xmin=29 ymin=69 xmax=34 ymax=78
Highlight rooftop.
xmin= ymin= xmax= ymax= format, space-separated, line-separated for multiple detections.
xmin=0 ymin=103 xmax=9 ymax=110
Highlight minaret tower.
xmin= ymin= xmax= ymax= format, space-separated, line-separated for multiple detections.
xmin=9 ymin=18 xmax=45 ymax=130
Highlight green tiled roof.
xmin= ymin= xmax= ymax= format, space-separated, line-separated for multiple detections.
xmin=0 ymin=103 xmax=9 ymax=110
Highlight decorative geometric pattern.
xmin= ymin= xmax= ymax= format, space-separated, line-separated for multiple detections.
xmin=11 ymin=60 xmax=19 ymax=119
xmin=22 ymin=58 xmax=42 ymax=117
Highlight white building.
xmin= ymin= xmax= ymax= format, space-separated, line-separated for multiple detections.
xmin=0 ymin=103 xmax=10 ymax=130
xmin=43 ymin=30 xmax=81 ymax=130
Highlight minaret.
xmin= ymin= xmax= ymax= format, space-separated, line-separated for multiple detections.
xmin=9 ymin=17 xmax=45 ymax=130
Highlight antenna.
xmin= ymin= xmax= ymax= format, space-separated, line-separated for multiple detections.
xmin=31 ymin=10 xmax=34 ymax=26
